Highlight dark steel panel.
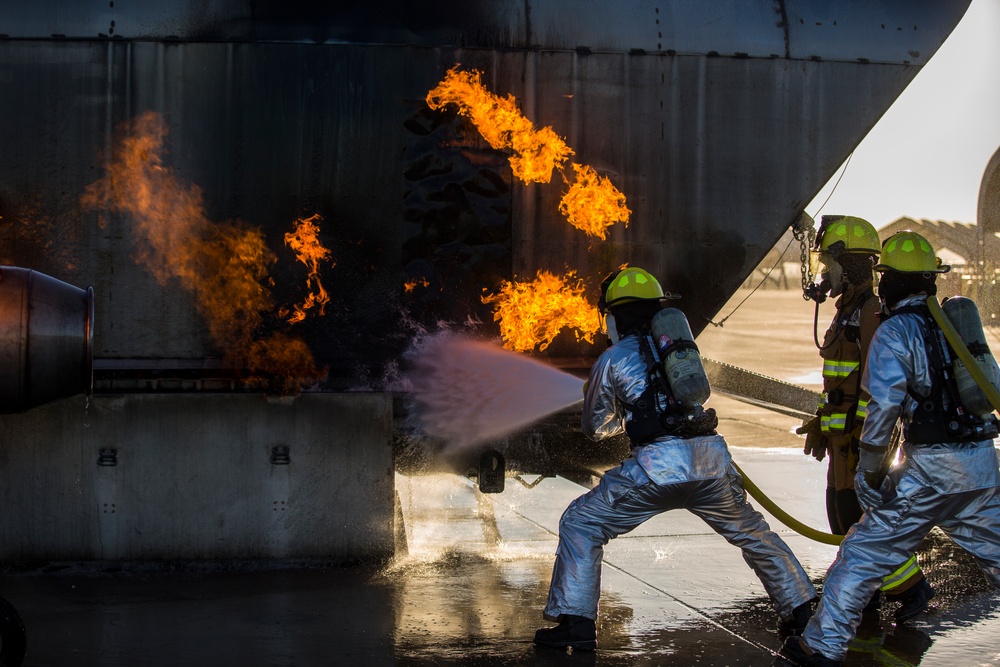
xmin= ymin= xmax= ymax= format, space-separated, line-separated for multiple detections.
xmin=1 ymin=1 xmax=971 ymax=65
xmin=0 ymin=1 xmax=971 ymax=386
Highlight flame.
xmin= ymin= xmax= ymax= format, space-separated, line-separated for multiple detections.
xmin=283 ymin=213 xmax=333 ymax=324
xmin=426 ymin=65 xmax=631 ymax=240
xmin=559 ymin=164 xmax=631 ymax=240
xmin=404 ymin=277 xmax=430 ymax=293
xmin=80 ymin=111 xmax=322 ymax=388
xmin=426 ymin=66 xmax=573 ymax=185
xmin=482 ymin=270 xmax=601 ymax=352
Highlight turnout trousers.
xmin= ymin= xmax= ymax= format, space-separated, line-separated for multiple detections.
xmin=543 ymin=458 xmax=816 ymax=621
xmin=803 ymin=472 xmax=1000 ymax=661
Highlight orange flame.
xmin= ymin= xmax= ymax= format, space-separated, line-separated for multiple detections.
xmin=80 ymin=111 xmax=322 ymax=388
xmin=426 ymin=67 xmax=573 ymax=184
xmin=559 ymin=164 xmax=631 ymax=240
xmin=426 ymin=65 xmax=631 ymax=240
xmin=482 ymin=270 xmax=601 ymax=352
xmin=283 ymin=213 xmax=333 ymax=324
xmin=404 ymin=277 xmax=430 ymax=293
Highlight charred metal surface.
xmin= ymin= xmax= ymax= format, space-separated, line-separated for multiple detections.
xmin=0 ymin=2 xmax=972 ymax=388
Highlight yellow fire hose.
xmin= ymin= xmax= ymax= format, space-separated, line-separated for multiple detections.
xmin=732 ymin=296 xmax=1000 ymax=547
xmin=733 ymin=462 xmax=844 ymax=546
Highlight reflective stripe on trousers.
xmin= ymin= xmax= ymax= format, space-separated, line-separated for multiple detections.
xmin=879 ymin=554 xmax=920 ymax=592
xmin=803 ymin=481 xmax=1000 ymax=661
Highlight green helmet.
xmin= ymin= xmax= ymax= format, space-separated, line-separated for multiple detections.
xmin=818 ymin=215 xmax=880 ymax=256
xmin=874 ymin=230 xmax=951 ymax=274
xmin=604 ymin=267 xmax=665 ymax=308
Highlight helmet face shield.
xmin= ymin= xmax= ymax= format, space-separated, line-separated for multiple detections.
xmin=810 ymin=249 xmax=833 ymax=277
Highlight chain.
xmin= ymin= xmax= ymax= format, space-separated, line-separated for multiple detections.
xmin=792 ymin=214 xmax=816 ymax=301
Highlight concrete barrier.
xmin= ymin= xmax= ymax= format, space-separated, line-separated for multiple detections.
xmin=0 ymin=393 xmax=393 ymax=563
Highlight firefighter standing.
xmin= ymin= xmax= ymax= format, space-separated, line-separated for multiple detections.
xmin=797 ymin=216 xmax=932 ymax=620
xmin=534 ymin=267 xmax=817 ymax=651
xmin=780 ymin=231 xmax=1000 ymax=666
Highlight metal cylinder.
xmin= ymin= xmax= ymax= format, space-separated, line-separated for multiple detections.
xmin=0 ymin=267 xmax=94 ymax=413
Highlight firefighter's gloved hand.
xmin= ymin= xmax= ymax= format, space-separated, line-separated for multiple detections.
xmin=796 ymin=416 xmax=825 ymax=461
xmin=857 ymin=445 xmax=886 ymax=485
xmin=854 ymin=471 xmax=886 ymax=513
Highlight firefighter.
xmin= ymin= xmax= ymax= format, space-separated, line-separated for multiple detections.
xmin=780 ymin=231 xmax=1000 ymax=666
xmin=534 ymin=267 xmax=817 ymax=651
xmin=797 ymin=215 xmax=932 ymax=620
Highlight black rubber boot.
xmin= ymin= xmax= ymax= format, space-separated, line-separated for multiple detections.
xmin=533 ymin=614 xmax=597 ymax=650
xmin=862 ymin=589 xmax=881 ymax=614
xmin=777 ymin=636 xmax=843 ymax=666
xmin=779 ymin=598 xmax=817 ymax=637
xmin=889 ymin=577 xmax=935 ymax=622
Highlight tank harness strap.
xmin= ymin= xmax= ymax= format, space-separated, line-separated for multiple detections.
xmin=623 ymin=336 xmax=673 ymax=446
xmin=624 ymin=335 xmax=717 ymax=445
xmin=842 ymin=288 xmax=875 ymax=436
xmin=888 ymin=304 xmax=998 ymax=444
xmin=821 ymin=290 xmax=875 ymax=435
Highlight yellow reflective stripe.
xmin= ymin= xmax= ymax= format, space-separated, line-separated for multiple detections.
xmin=823 ymin=359 xmax=860 ymax=378
xmin=821 ymin=413 xmax=847 ymax=432
xmin=854 ymin=400 xmax=868 ymax=420
xmin=880 ymin=555 xmax=921 ymax=591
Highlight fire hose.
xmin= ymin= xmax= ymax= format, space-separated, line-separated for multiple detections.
xmin=732 ymin=462 xmax=844 ymax=546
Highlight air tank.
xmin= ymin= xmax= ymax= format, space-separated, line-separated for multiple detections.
xmin=0 ymin=267 xmax=94 ymax=413
xmin=942 ymin=296 xmax=1000 ymax=418
xmin=650 ymin=308 xmax=710 ymax=409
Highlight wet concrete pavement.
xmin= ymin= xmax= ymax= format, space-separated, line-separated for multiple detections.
xmin=3 ymin=450 xmax=999 ymax=666
xmin=3 ymin=290 xmax=1000 ymax=666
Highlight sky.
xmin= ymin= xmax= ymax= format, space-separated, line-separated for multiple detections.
xmin=806 ymin=0 xmax=1000 ymax=230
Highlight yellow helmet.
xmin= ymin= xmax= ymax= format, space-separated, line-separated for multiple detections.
xmin=604 ymin=267 xmax=664 ymax=307
xmin=874 ymin=230 xmax=950 ymax=273
xmin=818 ymin=215 xmax=880 ymax=255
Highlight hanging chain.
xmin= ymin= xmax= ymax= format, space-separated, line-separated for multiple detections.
xmin=792 ymin=213 xmax=817 ymax=301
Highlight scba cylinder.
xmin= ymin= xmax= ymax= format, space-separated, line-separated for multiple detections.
xmin=650 ymin=308 xmax=711 ymax=408
xmin=943 ymin=296 xmax=1000 ymax=418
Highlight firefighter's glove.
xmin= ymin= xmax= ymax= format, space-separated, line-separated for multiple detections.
xmin=854 ymin=471 xmax=886 ymax=513
xmin=796 ymin=416 xmax=826 ymax=461
xmin=857 ymin=446 xmax=886 ymax=485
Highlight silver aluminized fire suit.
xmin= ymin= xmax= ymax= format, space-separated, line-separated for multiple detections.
xmin=802 ymin=294 xmax=1000 ymax=661
xmin=543 ymin=333 xmax=817 ymax=621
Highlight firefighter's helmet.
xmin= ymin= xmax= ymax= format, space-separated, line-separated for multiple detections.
xmin=604 ymin=267 xmax=665 ymax=308
xmin=818 ymin=215 xmax=880 ymax=256
xmin=875 ymin=230 xmax=951 ymax=274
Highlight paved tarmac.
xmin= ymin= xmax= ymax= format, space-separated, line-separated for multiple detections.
xmin=3 ymin=289 xmax=1000 ymax=666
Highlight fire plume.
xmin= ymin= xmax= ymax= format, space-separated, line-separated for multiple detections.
xmin=426 ymin=67 xmax=573 ymax=184
xmin=283 ymin=213 xmax=332 ymax=324
xmin=482 ymin=270 xmax=600 ymax=352
xmin=80 ymin=111 xmax=322 ymax=388
xmin=426 ymin=65 xmax=631 ymax=240
xmin=559 ymin=164 xmax=631 ymax=240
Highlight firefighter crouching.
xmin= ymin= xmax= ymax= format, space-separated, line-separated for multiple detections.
xmin=781 ymin=231 xmax=1000 ymax=666
xmin=534 ymin=267 xmax=817 ymax=651
xmin=797 ymin=215 xmax=932 ymax=620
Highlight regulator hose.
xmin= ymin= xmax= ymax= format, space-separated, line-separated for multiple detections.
xmin=732 ymin=461 xmax=844 ymax=546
